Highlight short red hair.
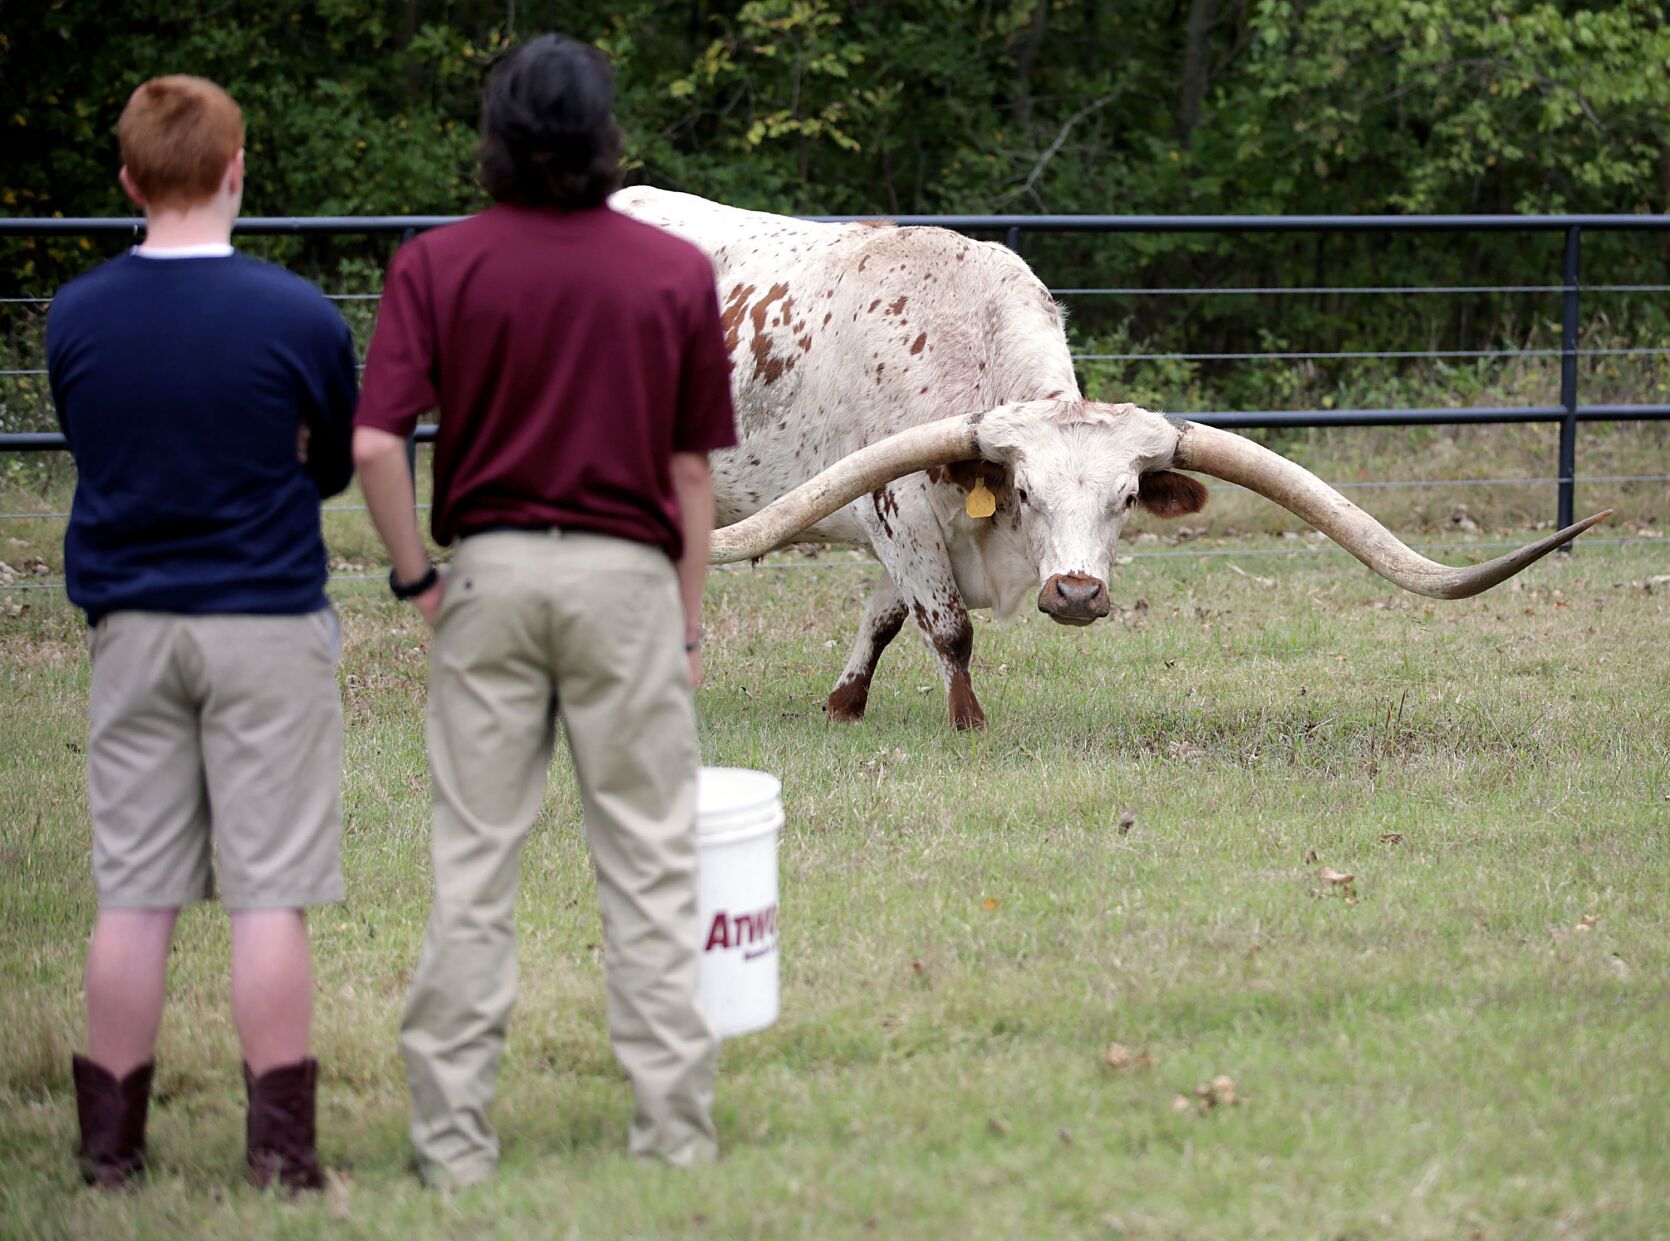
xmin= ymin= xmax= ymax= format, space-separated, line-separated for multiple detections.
xmin=117 ymin=75 xmax=244 ymax=209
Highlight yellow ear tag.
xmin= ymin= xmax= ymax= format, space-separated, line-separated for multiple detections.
xmin=965 ymin=480 xmax=997 ymax=519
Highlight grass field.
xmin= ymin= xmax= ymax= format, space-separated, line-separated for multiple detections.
xmin=1 ymin=466 xmax=1668 ymax=1239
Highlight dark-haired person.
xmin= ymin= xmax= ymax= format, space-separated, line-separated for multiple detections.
xmin=353 ymin=34 xmax=736 ymax=1184
xmin=46 ymin=75 xmax=356 ymax=1191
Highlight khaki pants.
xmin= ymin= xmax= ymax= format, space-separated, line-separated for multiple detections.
xmin=400 ymin=531 xmax=719 ymax=1185
xmin=87 ymin=610 xmax=345 ymax=909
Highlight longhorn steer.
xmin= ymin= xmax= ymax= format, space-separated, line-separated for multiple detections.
xmin=612 ymin=187 xmax=1608 ymax=730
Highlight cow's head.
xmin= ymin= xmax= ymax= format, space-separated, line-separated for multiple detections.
xmin=709 ymin=400 xmax=1612 ymax=602
xmin=931 ymin=400 xmax=1208 ymax=624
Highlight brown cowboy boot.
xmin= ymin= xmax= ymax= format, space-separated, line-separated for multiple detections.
xmin=72 ymin=1055 xmax=153 ymax=1189
xmin=244 ymin=1058 xmax=325 ymax=1192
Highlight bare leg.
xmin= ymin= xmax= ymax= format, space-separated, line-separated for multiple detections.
xmin=229 ymin=910 xmax=313 ymax=1075
xmin=85 ymin=909 xmax=179 ymax=1076
xmin=826 ymin=576 xmax=908 ymax=722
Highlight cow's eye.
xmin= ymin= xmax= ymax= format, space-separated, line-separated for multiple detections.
xmin=1125 ymin=493 xmax=1137 ymax=510
xmin=1017 ymin=487 xmax=1030 ymax=505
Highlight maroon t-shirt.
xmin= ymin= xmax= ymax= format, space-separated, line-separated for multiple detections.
xmin=355 ymin=202 xmax=737 ymax=558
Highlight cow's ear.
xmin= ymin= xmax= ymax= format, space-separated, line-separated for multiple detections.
xmin=929 ymin=460 xmax=1012 ymax=507
xmin=1137 ymin=469 xmax=1209 ymax=518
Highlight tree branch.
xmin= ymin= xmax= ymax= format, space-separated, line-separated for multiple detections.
xmin=994 ymin=92 xmax=1121 ymax=208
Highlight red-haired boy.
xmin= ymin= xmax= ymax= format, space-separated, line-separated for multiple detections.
xmin=47 ymin=75 xmax=356 ymax=1191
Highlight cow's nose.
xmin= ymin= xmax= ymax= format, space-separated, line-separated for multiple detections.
xmin=1037 ymin=573 xmax=1110 ymax=625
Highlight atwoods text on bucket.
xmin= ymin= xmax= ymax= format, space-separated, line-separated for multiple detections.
xmin=705 ymin=903 xmax=779 ymax=959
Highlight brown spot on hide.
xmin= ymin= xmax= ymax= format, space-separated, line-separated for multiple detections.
xmin=868 ymin=299 xmax=881 ymax=313
xmin=822 ymin=312 xmax=832 ymax=326
xmin=910 ymin=332 xmax=928 ymax=355
xmin=799 ymin=336 xmax=813 ymax=352
xmin=870 ymin=486 xmax=900 ymax=535
xmin=751 ymin=333 xmax=786 ymax=385
xmin=721 ymin=283 xmax=755 ymax=354
xmin=887 ymin=296 xmax=908 ymax=316
xmin=1137 ymin=470 xmax=1210 ymax=518
xmin=750 ymin=283 xmax=790 ymax=335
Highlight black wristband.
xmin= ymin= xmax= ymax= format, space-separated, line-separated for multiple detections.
xmin=389 ymin=563 xmax=438 ymax=601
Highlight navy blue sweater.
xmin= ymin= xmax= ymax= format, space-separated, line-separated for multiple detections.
xmin=47 ymin=251 xmax=357 ymax=622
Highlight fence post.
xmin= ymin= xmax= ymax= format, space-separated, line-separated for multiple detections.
xmin=1005 ymin=224 xmax=1022 ymax=253
xmin=1557 ymin=225 xmax=1580 ymax=550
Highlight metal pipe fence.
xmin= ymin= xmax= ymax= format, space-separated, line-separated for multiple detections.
xmin=4 ymin=212 xmax=1670 ymax=549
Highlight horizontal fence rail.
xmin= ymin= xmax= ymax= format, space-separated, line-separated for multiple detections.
xmin=5 ymin=211 xmax=1670 ymax=547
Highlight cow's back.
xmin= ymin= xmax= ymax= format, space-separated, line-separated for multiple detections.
xmin=610 ymin=187 xmax=1078 ymax=535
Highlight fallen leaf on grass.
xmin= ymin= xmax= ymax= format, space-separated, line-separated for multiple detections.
xmin=1317 ymin=867 xmax=1355 ymax=885
xmin=1379 ymin=833 xmax=1404 ymax=844
xmin=1575 ymin=914 xmax=1598 ymax=932
xmin=1102 ymin=1043 xmax=1155 ymax=1073
xmin=986 ymin=1117 xmax=1009 ymax=1138
xmin=1117 ymin=810 xmax=1137 ymax=835
xmin=325 ymin=1170 xmax=352 ymax=1221
xmin=1173 ymin=1075 xmax=1250 ymax=1115
xmin=1607 ymin=955 xmax=1631 ymax=982
xmin=982 ymin=897 xmax=1001 ymax=911
xmin=1227 ymin=563 xmax=1276 ymax=588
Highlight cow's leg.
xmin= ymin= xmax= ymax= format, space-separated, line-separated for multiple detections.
xmin=909 ymin=591 xmax=984 ymax=732
xmin=854 ymin=487 xmax=986 ymax=731
xmin=826 ymin=577 xmax=908 ymax=723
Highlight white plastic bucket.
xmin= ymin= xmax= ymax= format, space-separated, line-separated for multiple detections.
xmin=695 ymin=766 xmax=782 ymax=1039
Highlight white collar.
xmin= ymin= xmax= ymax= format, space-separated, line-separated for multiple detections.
xmin=133 ymin=243 xmax=235 ymax=259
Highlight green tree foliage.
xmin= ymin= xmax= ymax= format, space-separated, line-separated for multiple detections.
xmin=2 ymin=1 xmax=1667 ymax=409
xmin=9 ymin=2 xmax=1661 ymax=220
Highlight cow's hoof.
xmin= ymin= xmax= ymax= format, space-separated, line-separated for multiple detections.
xmin=948 ymin=682 xmax=986 ymax=731
xmin=825 ymin=681 xmax=869 ymax=723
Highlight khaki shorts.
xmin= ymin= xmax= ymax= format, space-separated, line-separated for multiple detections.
xmin=87 ymin=610 xmax=346 ymax=910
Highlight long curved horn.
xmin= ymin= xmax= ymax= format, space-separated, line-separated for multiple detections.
xmin=711 ymin=412 xmax=987 ymax=563
xmin=1171 ymin=420 xmax=1610 ymax=598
